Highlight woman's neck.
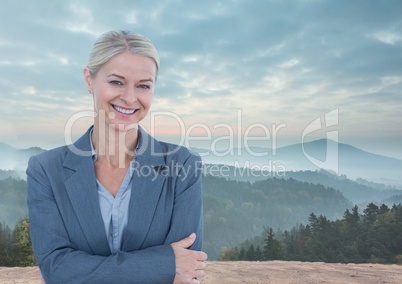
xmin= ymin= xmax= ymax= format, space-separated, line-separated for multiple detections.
xmin=91 ymin=122 xmax=138 ymax=168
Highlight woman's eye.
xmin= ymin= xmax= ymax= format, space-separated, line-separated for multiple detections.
xmin=138 ymin=84 xmax=151 ymax=90
xmin=110 ymin=80 xmax=123 ymax=86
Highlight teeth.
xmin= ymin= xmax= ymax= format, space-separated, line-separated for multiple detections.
xmin=113 ymin=105 xmax=135 ymax=114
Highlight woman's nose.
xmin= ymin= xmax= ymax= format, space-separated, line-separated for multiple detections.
xmin=120 ymin=86 xmax=137 ymax=104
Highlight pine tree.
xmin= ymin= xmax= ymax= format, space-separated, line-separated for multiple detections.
xmin=263 ymin=228 xmax=283 ymax=260
xmin=363 ymin=203 xmax=379 ymax=224
xmin=245 ymin=244 xmax=255 ymax=261
xmin=239 ymin=247 xmax=246 ymax=260
xmin=255 ymin=246 xmax=262 ymax=261
xmin=12 ymin=219 xmax=36 ymax=266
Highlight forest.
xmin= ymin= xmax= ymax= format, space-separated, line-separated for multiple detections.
xmin=0 ymin=219 xmax=35 ymax=266
xmin=1 ymin=169 xmax=402 ymax=263
xmin=220 ymin=203 xmax=402 ymax=264
xmin=202 ymin=174 xmax=354 ymax=259
xmin=0 ymin=177 xmax=28 ymax=229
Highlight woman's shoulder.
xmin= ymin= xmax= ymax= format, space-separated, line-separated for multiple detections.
xmin=139 ymin=127 xmax=200 ymax=162
xmin=28 ymin=144 xmax=70 ymax=169
xmin=154 ymin=141 xmax=202 ymax=179
xmin=158 ymin=140 xmax=200 ymax=161
xmin=29 ymin=127 xmax=93 ymax=168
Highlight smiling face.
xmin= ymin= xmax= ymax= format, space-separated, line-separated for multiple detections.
xmin=84 ymin=52 xmax=156 ymax=131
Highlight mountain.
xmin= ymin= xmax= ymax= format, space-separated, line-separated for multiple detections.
xmin=0 ymin=169 xmax=21 ymax=180
xmin=202 ymin=164 xmax=402 ymax=205
xmin=0 ymin=142 xmax=45 ymax=177
xmin=202 ymin=174 xmax=353 ymax=260
xmin=2 ymin=139 xmax=401 ymax=186
xmin=383 ymin=194 xmax=402 ymax=205
xmin=194 ymin=139 xmax=402 ymax=186
xmin=282 ymin=170 xmax=402 ymax=205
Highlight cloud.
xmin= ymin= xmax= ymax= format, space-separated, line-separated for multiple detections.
xmin=0 ymin=0 xmax=401 ymax=159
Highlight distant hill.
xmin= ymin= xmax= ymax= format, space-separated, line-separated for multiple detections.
xmin=195 ymin=139 xmax=402 ymax=186
xmin=283 ymin=170 xmax=401 ymax=204
xmin=202 ymin=164 xmax=402 ymax=204
xmin=0 ymin=142 xmax=45 ymax=176
xmin=383 ymin=194 xmax=402 ymax=205
xmin=3 ymin=139 xmax=401 ymax=186
xmin=0 ymin=169 xmax=22 ymax=180
xmin=202 ymin=174 xmax=353 ymax=260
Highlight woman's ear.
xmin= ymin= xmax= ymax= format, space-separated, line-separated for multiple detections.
xmin=83 ymin=66 xmax=93 ymax=93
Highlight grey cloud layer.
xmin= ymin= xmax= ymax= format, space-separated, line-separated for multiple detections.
xmin=0 ymin=0 xmax=401 ymax=155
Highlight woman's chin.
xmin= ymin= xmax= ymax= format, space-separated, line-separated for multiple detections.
xmin=106 ymin=121 xmax=139 ymax=132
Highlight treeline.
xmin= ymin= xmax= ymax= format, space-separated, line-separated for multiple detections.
xmin=284 ymin=170 xmax=402 ymax=204
xmin=203 ymin=175 xmax=352 ymax=259
xmin=221 ymin=203 xmax=402 ymax=264
xmin=0 ymin=177 xmax=28 ymax=229
xmin=203 ymin=164 xmax=402 ymax=205
xmin=0 ymin=219 xmax=36 ymax=266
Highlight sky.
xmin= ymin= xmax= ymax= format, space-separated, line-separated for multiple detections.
xmin=0 ymin=0 xmax=401 ymax=159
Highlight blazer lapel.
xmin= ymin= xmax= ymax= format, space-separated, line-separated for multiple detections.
xmin=63 ymin=127 xmax=110 ymax=256
xmin=122 ymin=127 xmax=167 ymax=251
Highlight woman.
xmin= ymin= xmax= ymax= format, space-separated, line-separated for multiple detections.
xmin=27 ymin=31 xmax=207 ymax=283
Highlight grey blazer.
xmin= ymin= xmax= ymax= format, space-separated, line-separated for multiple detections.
xmin=27 ymin=126 xmax=203 ymax=284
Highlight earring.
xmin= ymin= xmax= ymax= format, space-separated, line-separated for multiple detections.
xmin=88 ymin=89 xmax=92 ymax=94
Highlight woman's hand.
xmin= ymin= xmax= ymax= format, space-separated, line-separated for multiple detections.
xmin=171 ymin=233 xmax=208 ymax=284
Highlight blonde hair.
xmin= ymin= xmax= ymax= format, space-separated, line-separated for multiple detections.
xmin=87 ymin=31 xmax=160 ymax=79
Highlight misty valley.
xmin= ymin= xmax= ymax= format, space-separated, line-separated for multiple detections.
xmin=1 ymin=140 xmax=402 ymax=265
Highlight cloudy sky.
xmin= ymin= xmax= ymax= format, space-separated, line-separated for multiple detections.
xmin=0 ymin=0 xmax=401 ymax=159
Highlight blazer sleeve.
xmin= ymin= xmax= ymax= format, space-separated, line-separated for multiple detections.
xmin=163 ymin=152 xmax=203 ymax=250
xmin=27 ymin=155 xmax=176 ymax=284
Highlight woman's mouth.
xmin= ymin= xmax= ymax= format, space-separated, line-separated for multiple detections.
xmin=112 ymin=105 xmax=137 ymax=115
